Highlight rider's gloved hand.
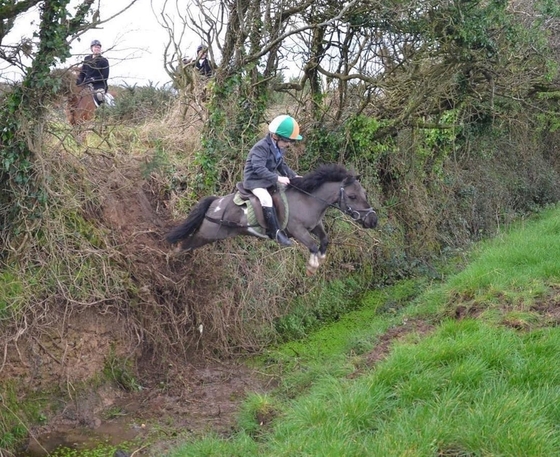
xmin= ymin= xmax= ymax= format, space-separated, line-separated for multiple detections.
xmin=278 ymin=176 xmax=290 ymax=185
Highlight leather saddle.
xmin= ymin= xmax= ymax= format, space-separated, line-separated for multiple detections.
xmin=234 ymin=183 xmax=288 ymax=230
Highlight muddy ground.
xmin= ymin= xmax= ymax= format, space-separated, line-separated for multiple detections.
xmin=3 ymin=152 xmax=274 ymax=456
xmin=19 ymin=353 xmax=270 ymax=456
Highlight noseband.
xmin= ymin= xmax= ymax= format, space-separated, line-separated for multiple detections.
xmin=338 ymin=186 xmax=376 ymax=223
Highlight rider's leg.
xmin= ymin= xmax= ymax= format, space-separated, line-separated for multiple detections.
xmin=262 ymin=207 xmax=292 ymax=247
xmin=92 ymin=83 xmax=105 ymax=103
xmin=251 ymin=188 xmax=292 ymax=247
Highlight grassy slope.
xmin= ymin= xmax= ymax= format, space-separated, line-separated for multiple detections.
xmin=167 ymin=205 xmax=560 ymax=456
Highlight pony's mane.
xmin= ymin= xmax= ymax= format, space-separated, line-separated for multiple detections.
xmin=291 ymin=163 xmax=355 ymax=193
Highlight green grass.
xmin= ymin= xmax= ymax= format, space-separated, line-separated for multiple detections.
xmin=166 ymin=205 xmax=560 ymax=456
xmin=0 ymin=382 xmax=48 ymax=451
xmin=442 ymin=208 xmax=560 ymax=302
xmin=0 ymin=269 xmax=25 ymax=318
xmin=45 ymin=442 xmax=137 ymax=457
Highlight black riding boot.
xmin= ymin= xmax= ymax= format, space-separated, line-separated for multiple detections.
xmin=262 ymin=206 xmax=292 ymax=247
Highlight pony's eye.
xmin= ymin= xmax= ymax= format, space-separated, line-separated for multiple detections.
xmin=348 ymin=195 xmax=357 ymax=200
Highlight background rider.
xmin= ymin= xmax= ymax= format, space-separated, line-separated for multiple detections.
xmin=76 ymin=39 xmax=110 ymax=101
xmin=182 ymin=45 xmax=213 ymax=77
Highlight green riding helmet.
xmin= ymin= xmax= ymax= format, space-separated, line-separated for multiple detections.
xmin=268 ymin=115 xmax=303 ymax=142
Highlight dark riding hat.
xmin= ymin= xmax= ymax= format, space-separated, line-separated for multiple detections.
xmin=197 ymin=44 xmax=208 ymax=53
xmin=91 ymin=39 xmax=102 ymax=48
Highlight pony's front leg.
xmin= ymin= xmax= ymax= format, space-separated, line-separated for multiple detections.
xmin=306 ymin=250 xmax=322 ymax=276
xmin=289 ymin=226 xmax=324 ymax=276
xmin=307 ymin=222 xmax=329 ymax=276
xmin=311 ymin=223 xmax=329 ymax=267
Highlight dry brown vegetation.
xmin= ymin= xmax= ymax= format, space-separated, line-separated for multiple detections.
xmin=0 ymin=99 xmax=384 ymax=453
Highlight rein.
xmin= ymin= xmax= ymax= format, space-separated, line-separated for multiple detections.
xmin=289 ymin=181 xmax=376 ymax=223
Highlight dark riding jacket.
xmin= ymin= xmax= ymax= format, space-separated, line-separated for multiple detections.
xmin=243 ymin=134 xmax=297 ymax=190
xmin=195 ymin=58 xmax=213 ymax=76
xmin=182 ymin=56 xmax=213 ymax=77
xmin=76 ymin=55 xmax=109 ymax=92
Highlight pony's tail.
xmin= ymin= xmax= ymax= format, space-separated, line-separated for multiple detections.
xmin=166 ymin=196 xmax=218 ymax=244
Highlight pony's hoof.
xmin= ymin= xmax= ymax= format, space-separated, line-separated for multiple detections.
xmin=306 ymin=266 xmax=317 ymax=276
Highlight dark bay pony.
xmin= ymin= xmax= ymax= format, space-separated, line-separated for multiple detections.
xmin=166 ymin=164 xmax=378 ymax=274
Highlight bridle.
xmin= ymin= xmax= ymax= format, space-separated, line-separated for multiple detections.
xmin=289 ymin=180 xmax=376 ymax=224
xmin=337 ymin=185 xmax=377 ymax=223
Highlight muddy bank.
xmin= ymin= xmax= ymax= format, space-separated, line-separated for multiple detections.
xmin=15 ymin=361 xmax=270 ymax=456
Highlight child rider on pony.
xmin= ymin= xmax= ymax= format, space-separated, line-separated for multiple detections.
xmin=242 ymin=115 xmax=303 ymax=247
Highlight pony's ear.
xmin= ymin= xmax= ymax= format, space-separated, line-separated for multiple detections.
xmin=342 ymin=175 xmax=355 ymax=186
xmin=347 ymin=168 xmax=359 ymax=180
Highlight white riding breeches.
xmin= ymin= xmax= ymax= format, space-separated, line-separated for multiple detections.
xmin=251 ymin=187 xmax=273 ymax=207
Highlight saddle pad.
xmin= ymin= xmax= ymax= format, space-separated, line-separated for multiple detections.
xmin=233 ymin=188 xmax=289 ymax=232
xmin=233 ymin=192 xmax=245 ymax=206
xmin=233 ymin=192 xmax=265 ymax=235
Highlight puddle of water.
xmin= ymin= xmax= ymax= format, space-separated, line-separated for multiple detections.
xmin=16 ymin=421 xmax=145 ymax=457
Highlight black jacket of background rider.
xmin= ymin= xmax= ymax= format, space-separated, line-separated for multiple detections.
xmin=182 ymin=56 xmax=213 ymax=77
xmin=195 ymin=57 xmax=213 ymax=77
xmin=76 ymin=55 xmax=109 ymax=92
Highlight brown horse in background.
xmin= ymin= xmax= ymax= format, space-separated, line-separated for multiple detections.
xmin=62 ymin=67 xmax=114 ymax=126
xmin=66 ymin=86 xmax=97 ymax=126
